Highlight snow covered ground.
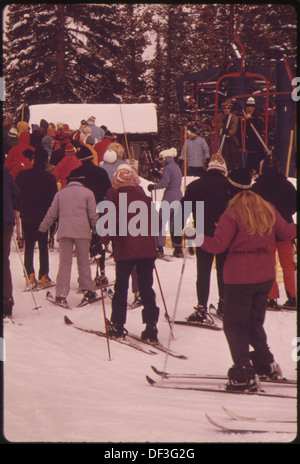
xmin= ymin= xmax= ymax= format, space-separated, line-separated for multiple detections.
xmin=2 ymin=229 xmax=298 ymax=447
xmin=1 ymin=176 xmax=298 ymax=448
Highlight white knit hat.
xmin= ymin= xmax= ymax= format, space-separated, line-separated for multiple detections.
xmin=207 ymin=153 xmax=228 ymax=176
xmin=103 ymin=149 xmax=117 ymax=164
xmin=158 ymin=147 xmax=177 ymax=160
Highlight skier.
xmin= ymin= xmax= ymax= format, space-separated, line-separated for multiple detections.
xmin=86 ymin=116 xmax=105 ymax=143
xmin=216 ymin=100 xmax=239 ymax=171
xmin=94 ymin=129 xmax=115 ymax=165
xmin=199 ymin=190 xmax=296 ymax=390
xmin=147 ymin=147 xmax=183 ymax=258
xmin=252 ymin=155 xmax=297 ymax=310
xmin=100 ymin=149 xmax=125 ymax=183
xmin=38 ymin=175 xmax=99 ymax=307
xmin=100 ymin=164 xmax=160 ymax=341
xmin=238 ymin=97 xmax=265 ymax=172
xmin=3 ymin=166 xmax=20 ymax=319
xmin=15 ymin=146 xmax=58 ymax=289
xmin=52 ymin=143 xmax=82 ymax=189
xmin=175 ymin=153 xmax=229 ymax=321
xmin=179 ymin=126 xmax=210 ymax=177
xmin=67 ymin=145 xmax=111 ymax=286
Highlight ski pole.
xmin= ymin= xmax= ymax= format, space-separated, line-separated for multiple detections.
xmin=218 ymin=113 xmax=233 ymax=154
xmin=154 ymin=264 xmax=174 ymax=339
xmin=96 ymin=257 xmax=111 ymax=361
xmin=13 ymin=234 xmax=41 ymax=312
xmin=242 ymin=109 xmax=271 ymax=155
xmin=162 ymin=248 xmax=188 ymax=376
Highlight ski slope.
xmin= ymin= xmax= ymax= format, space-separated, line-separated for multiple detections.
xmin=2 ymin=233 xmax=297 ymax=445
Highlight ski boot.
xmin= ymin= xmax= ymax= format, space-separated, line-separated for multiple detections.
xmin=141 ymin=323 xmax=158 ymax=343
xmin=3 ymin=297 xmax=14 ymax=319
xmin=107 ymin=322 xmax=128 ymax=339
xmin=250 ymin=351 xmax=283 ymax=380
xmin=281 ymin=297 xmax=296 ymax=310
xmin=266 ymin=299 xmax=279 ymax=311
xmin=38 ymin=275 xmax=52 ymax=289
xmin=226 ymin=364 xmax=258 ymax=392
xmin=26 ymin=273 xmax=37 ymax=290
xmin=173 ymin=247 xmax=184 ymax=258
xmin=186 ymin=305 xmax=211 ymax=323
xmin=82 ymin=290 xmax=98 ymax=302
xmin=55 ymin=296 xmax=69 ymax=307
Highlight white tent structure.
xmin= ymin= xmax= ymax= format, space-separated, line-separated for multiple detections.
xmin=29 ymin=103 xmax=158 ymax=134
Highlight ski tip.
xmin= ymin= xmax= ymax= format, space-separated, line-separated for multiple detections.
xmin=64 ymin=315 xmax=73 ymax=325
xmin=146 ymin=375 xmax=156 ymax=385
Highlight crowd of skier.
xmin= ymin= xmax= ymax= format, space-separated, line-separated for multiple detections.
xmin=3 ymin=101 xmax=297 ymax=392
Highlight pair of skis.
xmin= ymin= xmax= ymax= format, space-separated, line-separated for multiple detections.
xmin=205 ymin=407 xmax=296 ymax=435
xmin=64 ymin=316 xmax=187 ymax=359
xmin=147 ymin=365 xmax=296 ymax=399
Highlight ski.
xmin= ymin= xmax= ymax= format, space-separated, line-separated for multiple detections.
xmin=127 ymin=333 xmax=187 ymax=359
xmin=76 ymin=290 xmax=107 ymax=307
xmin=157 ymin=255 xmax=173 ymax=262
xmin=267 ymin=306 xmax=297 ymax=313
xmin=3 ymin=317 xmax=23 ymax=326
xmin=23 ymin=283 xmax=56 ymax=292
xmin=150 ymin=365 xmax=297 ymax=385
xmin=205 ymin=414 xmax=293 ymax=435
xmin=46 ymin=291 xmax=72 ymax=309
xmin=222 ymin=406 xmax=296 ymax=424
xmin=173 ymin=320 xmax=222 ymax=331
xmin=64 ymin=316 xmax=157 ymax=355
xmin=145 ymin=376 xmax=296 ymax=399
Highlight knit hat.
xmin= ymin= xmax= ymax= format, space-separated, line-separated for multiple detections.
xmin=40 ymin=119 xmax=49 ymax=130
xmin=41 ymin=136 xmax=53 ymax=148
xmin=222 ymin=99 xmax=232 ymax=108
xmin=158 ymin=147 xmax=177 ymax=160
xmin=227 ymin=168 xmax=252 ymax=197
xmin=103 ymin=149 xmax=117 ymax=164
xmin=64 ymin=143 xmax=76 ymax=155
xmin=187 ymin=126 xmax=197 ymax=136
xmin=87 ymin=116 xmax=96 ymax=123
xmin=85 ymin=134 xmax=95 ymax=145
xmin=112 ymin=163 xmax=140 ymax=189
xmin=8 ymin=127 xmax=18 ymax=138
xmin=76 ymin=145 xmax=94 ymax=161
xmin=17 ymin=121 xmax=29 ymax=133
xmin=207 ymin=153 xmax=228 ymax=176
xmin=246 ymin=97 xmax=256 ymax=107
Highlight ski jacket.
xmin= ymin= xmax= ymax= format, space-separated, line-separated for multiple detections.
xmin=101 ymin=185 xmax=157 ymax=261
xmin=53 ymin=153 xmax=82 ymax=189
xmin=251 ymin=172 xmax=296 ymax=224
xmin=151 ymin=158 xmax=183 ymax=203
xmin=180 ymin=136 xmax=210 ymax=167
xmin=4 ymin=132 xmax=34 ymax=179
xmin=94 ymin=137 xmax=113 ymax=165
xmin=216 ymin=112 xmax=239 ymax=147
xmin=15 ymin=166 xmax=57 ymax=223
xmin=201 ymin=205 xmax=296 ymax=285
xmin=180 ymin=170 xmax=229 ymax=237
xmin=3 ymin=166 xmax=20 ymax=225
xmin=39 ymin=181 xmax=98 ymax=241
xmin=67 ymin=160 xmax=111 ymax=204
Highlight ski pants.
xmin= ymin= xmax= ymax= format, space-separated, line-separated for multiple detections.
xmin=268 ymin=240 xmax=296 ymax=300
xmin=56 ymin=237 xmax=95 ymax=298
xmin=223 ymin=279 xmax=274 ymax=366
xmin=111 ymin=258 xmax=159 ymax=326
xmin=22 ymin=221 xmax=49 ymax=280
xmin=195 ymin=247 xmax=228 ymax=307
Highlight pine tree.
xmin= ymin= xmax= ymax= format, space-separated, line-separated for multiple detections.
xmin=3 ymin=4 xmax=123 ymax=115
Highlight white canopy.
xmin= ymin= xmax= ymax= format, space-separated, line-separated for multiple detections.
xmin=29 ymin=103 xmax=158 ymax=134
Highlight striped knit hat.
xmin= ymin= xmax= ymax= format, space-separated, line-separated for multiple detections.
xmin=112 ymin=164 xmax=140 ymax=189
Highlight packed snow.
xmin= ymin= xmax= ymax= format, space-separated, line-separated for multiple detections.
xmin=2 ymin=177 xmax=298 ymax=446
